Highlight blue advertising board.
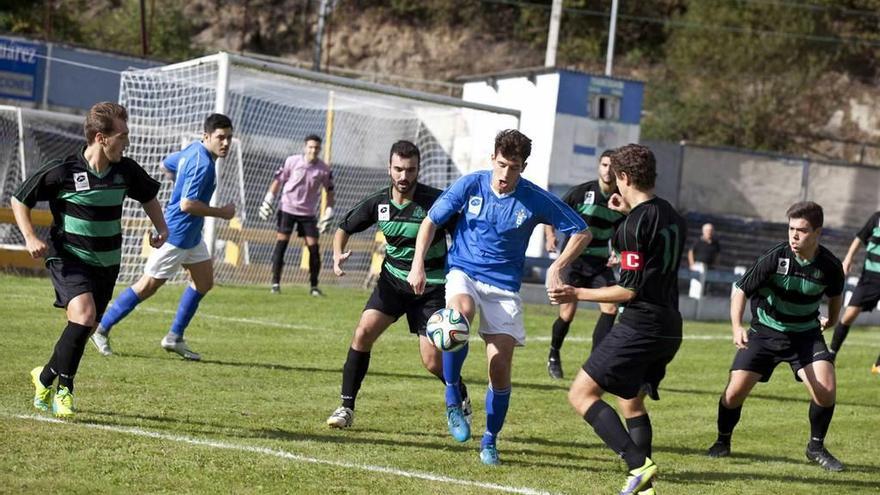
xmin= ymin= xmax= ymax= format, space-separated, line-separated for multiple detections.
xmin=0 ymin=37 xmax=45 ymax=101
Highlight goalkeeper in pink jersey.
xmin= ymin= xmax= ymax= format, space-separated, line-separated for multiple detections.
xmin=259 ymin=134 xmax=335 ymax=296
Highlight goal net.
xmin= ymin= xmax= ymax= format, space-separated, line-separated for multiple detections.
xmin=118 ymin=53 xmax=519 ymax=287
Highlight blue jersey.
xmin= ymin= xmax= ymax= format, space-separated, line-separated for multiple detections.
xmin=163 ymin=141 xmax=216 ymax=249
xmin=429 ymin=171 xmax=587 ymax=292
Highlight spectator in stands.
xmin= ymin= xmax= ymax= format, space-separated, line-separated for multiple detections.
xmin=688 ymin=223 xmax=721 ymax=271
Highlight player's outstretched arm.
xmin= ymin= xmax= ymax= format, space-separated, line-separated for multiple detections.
xmin=141 ymin=197 xmax=169 ymax=248
xmin=841 ymin=237 xmax=862 ymax=275
xmin=11 ymin=197 xmax=47 ymax=258
xmin=407 ymin=217 xmax=437 ymax=295
xmin=730 ymin=287 xmax=749 ymax=349
xmin=333 ymin=228 xmax=352 ymax=277
xmin=180 ymin=199 xmax=236 ymax=220
xmin=547 ymin=230 xmax=592 ymax=289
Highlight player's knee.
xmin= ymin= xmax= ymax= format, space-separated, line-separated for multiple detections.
xmin=422 ymin=353 xmax=442 ymax=376
xmin=68 ymin=306 xmax=96 ymax=327
xmin=351 ymin=327 xmax=377 ymax=350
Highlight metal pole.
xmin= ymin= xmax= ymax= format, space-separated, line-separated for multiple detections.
xmin=205 ymin=52 xmax=230 ymax=256
xmin=313 ymin=0 xmax=330 ymax=71
xmin=140 ymin=0 xmax=149 ymax=56
xmin=545 ymin=0 xmax=563 ymax=67
xmin=605 ymin=0 xmax=619 ymax=76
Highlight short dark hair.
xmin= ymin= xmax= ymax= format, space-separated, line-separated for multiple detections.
xmin=84 ymin=102 xmax=127 ymax=144
xmin=305 ymin=134 xmax=322 ymax=145
xmin=389 ymin=140 xmax=420 ymax=165
xmin=787 ymin=201 xmax=824 ymax=229
xmin=610 ymin=144 xmax=656 ymax=190
xmin=494 ymin=129 xmax=531 ymax=163
xmin=204 ymin=113 xmax=233 ymax=134
xmin=600 ymin=148 xmax=615 ymax=160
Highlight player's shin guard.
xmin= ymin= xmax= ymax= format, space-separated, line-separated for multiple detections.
xmin=584 ymin=400 xmax=646 ymax=470
xmin=808 ymin=401 xmax=835 ymax=449
xmin=169 ymin=286 xmax=204 ymax=337
xmin=443 ymin=343 xmax=469 ymax=406
xmin=625 ymin=414 xmax=653 ymax=457
xmin=271 ymin=239 xmax=290 ymax=285
xmin=308 ymin=244 xmax=320 ymax=288
xmin=829 ymin=323 xmax=850 ymax=354
xmin=99 ymin=287 xmax=141 ymax=334
xmin=591 ymin=312 xmax=616 ymax=350
xmin=51 ymin=321 xmax=93 ymax=392
xmin=716 ymin=397 xmax=742 ymax=443
xmin=341 ymin=347 xmax=370 ymax=410
xmin=482 ymin=386 xmax=511 ymax=448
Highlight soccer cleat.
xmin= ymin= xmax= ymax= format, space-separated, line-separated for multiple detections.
xmin=547 ymin=356 xmax=563 ymax=379
xmin=460 ymin=382 xmax=473 ymax=425
xmin=160 ymin=336 xmax=201 ymax=361
xmin=30 ymin=367 xmax=53 ymax=412
xmin=90 ymin=331 xmax=113 ymax=356
xmin=309 ymin=287 xmax=324 ymax=297
xmin=707 ymin=440 xmax=731 ymax=458
xmin=637 ymin=488 xmax=656 ymax=495
xmin=871 ymin=364 xmax=880 ymax=375
xmin=446 ymin=405 xmax=471 ymax=442
xmin=480 ymin=444 xmax=500 ymax=466
xmin=326 ymin=406 xmax=354 ymax=428
xmin=619 ymin=457 xmax=657 ymax=495
xmin=806 ymin=445 xmax=844 ymax=472
xmin=52 ymin=386 xmax=74 ymax=418
xmin=270 ymin=284 xmax=281 ymax=294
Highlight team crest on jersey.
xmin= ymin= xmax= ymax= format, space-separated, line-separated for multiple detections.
xmin=776 ymin=258 xmax=790 ymax=275
xmin=412 ymin=206 xmax=426 ymax=219
xmin=467 ymin=196 xmax=483 ymax=216
xmin=515 ymin=208 xmax=528 ymax=227
xmin=73 ymin=172 xmax=90 ymax=191
xmin=378 ymin=204 xmax=390 ymax=221
xmin=584 ymin=191 xmax=595 ymax=205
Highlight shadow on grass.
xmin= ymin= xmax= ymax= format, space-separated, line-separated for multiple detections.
xmin=661 ymin=386 xmax=878 ymax=409
xmin=662 ymin=469 xmax=879 ymax=489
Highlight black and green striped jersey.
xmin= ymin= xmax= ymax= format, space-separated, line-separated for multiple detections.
xmin=13 ymin=148 xmax=160 ymax=268
xmin=561 ymin=181 xmax=624 ymax=266
xmin=338 ymin=184 xmax=449 ymax=293
xmin=856 ymin=211 xmax=880 ymax=280
xmin=736 ymin=241 xmax=844 ymax=333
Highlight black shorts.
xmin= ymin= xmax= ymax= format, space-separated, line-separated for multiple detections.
xmin=583 ymin=314 xmax=682 ymax=400
xmin=276 ymin=211 xmax=319 ymax=238
xmin=47 ymin=257 xmax=120 ymax=320
xmin=565 ymin=257 xmax=615 ymax=289
xmin=847 ymin=276 xmax=880 ymax=312
xmin=364 ymin=276 xmax=445 ymax=336
xmin=731 ymin=327 xmax=832 ymax=382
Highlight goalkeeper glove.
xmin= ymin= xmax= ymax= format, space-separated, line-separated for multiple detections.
xmin=318 ymin=206 xmax=335 ymax=234
xmin=258 ymin=192 xmax=276 ymax=221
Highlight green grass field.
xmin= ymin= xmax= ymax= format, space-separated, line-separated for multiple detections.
xmin=1 ymin=274 xmax=878 ymax=494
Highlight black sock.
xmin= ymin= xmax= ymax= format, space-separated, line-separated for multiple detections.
xmin=716 ymin=397 xmax=742 ymax=444
xmin=271 ymin=239 xmax=290 ymax=285
xmin=625 ymin=414 xmax=653 ymax=458
xmin=550 ymin=318 xmax=571 ymax=356
xmin=308 ymin=244 xmax=320 ymax=288
xmin=591 ymin=312 xmax=616 ymax=351
xmin=341 ymin=347 xmax=370 ymax=410
xmin=584 ymin=401 xmax=645 ymax=470
xmin=51 ymin=321 xmax=93 ymax=393
xmin=40 ymin=353 xmax=58 ymax=388
xmin=808 ymin=401 xmax=835 ymax=450
xmin=829 ymin=323 xmax=850 ymax=354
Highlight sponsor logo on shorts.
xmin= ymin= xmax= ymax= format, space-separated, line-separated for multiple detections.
xmin=620 ymin=251 xmax=643 ymax=271
xmin=73 ymin=172 xmax=90 ymax=191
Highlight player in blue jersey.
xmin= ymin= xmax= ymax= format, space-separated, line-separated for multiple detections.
xmin=408 ymin=129 xmax=591 ymax=466
xmin=90 ymin=114 xmax=236 ymax=361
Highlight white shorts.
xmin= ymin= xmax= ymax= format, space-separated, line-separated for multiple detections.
xmin=144 ymin=240 xmax=212 ymax=280
xmin=445 ymin=269 xmax=526 ymax=345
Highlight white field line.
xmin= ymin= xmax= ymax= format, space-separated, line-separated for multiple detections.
xmin=9 ymin=413 xmax=556 ymax=495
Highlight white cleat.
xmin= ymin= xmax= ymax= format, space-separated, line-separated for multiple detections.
xmin=160 ymin=336 xmax=201 ymax=361
xmin=91 ymin=331 xmax=113 ymax=356
xmin=326 ymin=406 xmax=354 ymax=428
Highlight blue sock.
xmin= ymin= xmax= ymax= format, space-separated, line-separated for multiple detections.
xmin=169 ymin=286 xmax=205 ymax=338
xmin=482 ymin=386 xmax=511 ymax=448
xmin=443 ymin=343 xmax=469 ymax=407
xmin=99 ymin=287 xmax=141 ymax=334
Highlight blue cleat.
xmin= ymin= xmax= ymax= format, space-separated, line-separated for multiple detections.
xmin=480 ymin=444 xmax=500 ymax=466
xmin=446 ymin=405 xmax=470 ymax=442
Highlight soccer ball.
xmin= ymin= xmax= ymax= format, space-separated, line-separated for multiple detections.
xmin=426 ymin=308 xmax=470 ymax=352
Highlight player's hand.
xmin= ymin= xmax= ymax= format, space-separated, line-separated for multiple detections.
xmin=608 ymin=193 xmax=631 ymax=214
xmin=546 ymin=262 xmax=564 ymax=290
xmin=607 ymin=252 xmax=620 ymax=267
xmin=219 ymin=203 xmax=236 ymax=220
xmin=333 ymin=250 xmax=351 ymax=277
xmin=318 ymin=206 xmax=335 ymax=234
xmin=407 ymin=265 xmax=426 ymax=295
xmin=258 ymin=192 xmax=275 ymax=221
xmin=24 ymin=235 xmax=47 ymax=259
xmin=547 ymin=284 xmax=578 ymax=305
xmin=149 ymin=228 xmax=168 ymax=249
xmin=819 ymin=316 xmax=830 ymax=331
xmin=545 ymin=235 xmax=558 ymax=253
xmin=732 ymin=325 xmax=750 ymax=349
xmin=842 ymin=259 xmax=852 ymax=276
